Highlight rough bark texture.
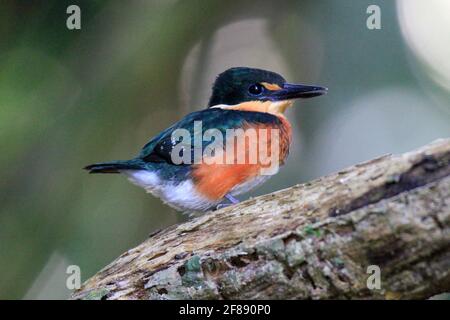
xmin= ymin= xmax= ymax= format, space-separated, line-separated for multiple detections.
xmin=72 ymin=139 xmax=450 ymax=300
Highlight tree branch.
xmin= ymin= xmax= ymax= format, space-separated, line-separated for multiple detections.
xmin=72 ymin=139 xmax=450 ymax=300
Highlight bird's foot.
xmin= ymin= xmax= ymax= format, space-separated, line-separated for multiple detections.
xmin=225 ymin=194 xmax=240 ymax=204
xmin=214 ymin=194 xmax=240 ymax=210
xmin=215 ymin=203 xmax=233 ymax=210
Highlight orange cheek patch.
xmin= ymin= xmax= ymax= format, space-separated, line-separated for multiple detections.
xmin=261 ymin=82 xmax=282 ymax=91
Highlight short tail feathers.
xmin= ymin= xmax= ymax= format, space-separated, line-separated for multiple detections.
xmin=84 ymin=159 xmax=144 ymax=174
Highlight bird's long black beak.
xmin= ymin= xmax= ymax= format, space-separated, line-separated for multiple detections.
xmin=268 ymin=83 xmax=327 ymax=101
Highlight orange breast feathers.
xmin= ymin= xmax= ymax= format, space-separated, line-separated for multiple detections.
xmin=191 ymin=117 xmax=292 ymax=200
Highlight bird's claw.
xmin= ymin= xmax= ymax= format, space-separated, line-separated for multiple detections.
xmin=214 ymin=203 xmax=234 ymax=211
xmin=214 ymin=194 xmax=240 ymax=210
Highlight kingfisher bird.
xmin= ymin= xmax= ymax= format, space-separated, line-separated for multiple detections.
xmin=85 ymin=67 xmax=326 ymax=212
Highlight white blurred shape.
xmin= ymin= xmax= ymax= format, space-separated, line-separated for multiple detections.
xmin=180 ymin=18 xmax=290 ymax=109
xmin=397 ymin=0 xmax=450 ymax=91
xmin=313 ymin=87 xmax=450 ymax=176
xmin=24 ymin=252 xmax=73 ymax=300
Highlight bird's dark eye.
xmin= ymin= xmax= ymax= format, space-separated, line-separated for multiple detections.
xmin=248 ymin=83 xmax=264 ymax=95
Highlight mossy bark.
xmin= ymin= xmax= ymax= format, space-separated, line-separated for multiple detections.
xmin=72 ymin=139 xmax=450 ymax=300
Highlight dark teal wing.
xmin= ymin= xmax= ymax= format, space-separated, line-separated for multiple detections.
xmin=138 ymin=108 xmax=282 ymax=165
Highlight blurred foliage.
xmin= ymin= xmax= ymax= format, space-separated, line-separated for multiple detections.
xmin=0 ymin=0 xmax=449 ymax=299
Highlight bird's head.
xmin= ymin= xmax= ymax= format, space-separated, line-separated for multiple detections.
xmin=208 ymin=67 xmax=327 ymax=114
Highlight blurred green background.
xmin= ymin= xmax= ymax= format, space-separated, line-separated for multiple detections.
xmin=1 ymin=0 xmax=449 ymax=299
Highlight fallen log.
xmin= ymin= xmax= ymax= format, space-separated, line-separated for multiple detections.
xmin=72 ymin=138 xmax=450 ymax=300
